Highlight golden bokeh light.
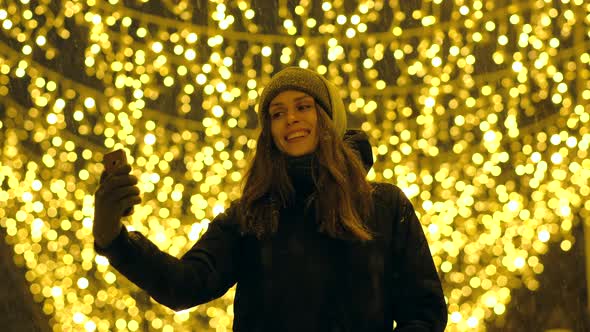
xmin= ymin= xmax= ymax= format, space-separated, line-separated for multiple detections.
xmin=0 ymin=0 xmax=589 ymax=331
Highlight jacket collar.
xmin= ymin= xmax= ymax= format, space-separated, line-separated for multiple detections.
xmin=343 ymin=129 xmax=373 ymax=174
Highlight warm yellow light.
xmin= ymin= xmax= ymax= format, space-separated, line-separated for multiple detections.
xmin=261 ymin=46 xmax=272 ymax=57
xmin=2 ymin=3 xmax=588 ymax=332
xmin=187 ymin=32 xmax=198 ymax=43
xmin=450 ymin=312 xmax=462 ymax=323
xmin=422 ymin=16 xmax=436 ymax=26
xmin=35 ymin=35 xmax=47 ymax=46
xmin=73 ymin=312 xmax=85 ymax=324
xmin=151 ymin=42 xmax=163 ymax=53
xmin=144 ymin=133 xmax=156 ymax=145
xmin=550 ymin=152 xmax=563 ymax=164
xmin=514 ymin=257 xmax=525 ymax=269
xmin=77 ymin=277 xmax=89 ymax=289
xmin=467 ymin=316 xmax=478 ymax=328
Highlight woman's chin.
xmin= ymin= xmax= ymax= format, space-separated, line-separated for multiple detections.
xmin=283 ymin=147 xmax=315 ymax=157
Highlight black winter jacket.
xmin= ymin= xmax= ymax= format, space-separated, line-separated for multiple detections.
xmin=95 ymin=130 xmax=447 ymax=331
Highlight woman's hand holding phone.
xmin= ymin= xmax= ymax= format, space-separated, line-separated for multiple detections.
xmin=93 ymin=150 xmax=142 ymax=248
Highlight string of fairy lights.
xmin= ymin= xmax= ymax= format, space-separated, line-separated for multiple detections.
xmin=0 ymin=0 xmax=589 ymax=331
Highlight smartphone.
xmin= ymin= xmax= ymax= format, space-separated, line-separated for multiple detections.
xmin=103 ymin=149 xmax=134 ymax=216
xmin=103 ymin=149 xmax=127 ymax=173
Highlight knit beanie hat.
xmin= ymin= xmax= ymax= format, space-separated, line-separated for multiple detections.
xmin=258 ymin=67 xmax=347 ymax=137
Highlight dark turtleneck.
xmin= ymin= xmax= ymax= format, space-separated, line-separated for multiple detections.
xmin=264 ymin=152 xmax=352 ymax=331
xmin=285 ymin=152 xmax=317 ymax=204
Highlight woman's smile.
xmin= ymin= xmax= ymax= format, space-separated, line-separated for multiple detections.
xmin=285 ymin=130 xmax=310 ymax=142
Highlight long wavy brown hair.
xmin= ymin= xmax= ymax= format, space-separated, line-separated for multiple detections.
xmin=238 ymin=102 xmax=374 ymax=242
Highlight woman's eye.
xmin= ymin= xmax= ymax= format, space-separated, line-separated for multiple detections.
xmin=298 ymin=105 xmax=311 ymax=110
xmin=271 ymin=112 xmax=283 ymax=119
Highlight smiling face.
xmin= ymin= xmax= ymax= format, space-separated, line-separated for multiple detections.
xmin=268 ymin=90 xmax=319 ymax=157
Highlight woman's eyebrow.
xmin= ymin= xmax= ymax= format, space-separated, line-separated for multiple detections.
xmin=294 ymin=96 xmax=314 ymax=102
xmin=269 ymin=101 xmax=285 ymax=108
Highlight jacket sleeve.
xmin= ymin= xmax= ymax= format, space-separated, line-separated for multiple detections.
xmin=391 ymin=187 xmax=448 ymax=332
xmin=94 ymin=204 xmax=241 ymax=311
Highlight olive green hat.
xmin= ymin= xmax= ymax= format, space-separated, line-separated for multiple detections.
xmin=258 ymin=67 xmax=347 ymax=137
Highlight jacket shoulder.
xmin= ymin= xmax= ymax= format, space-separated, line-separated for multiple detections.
xmin=370 ymin=181 xmax=405 ymax=206
xmin=367 ymin=182 xmax=408 ymax=236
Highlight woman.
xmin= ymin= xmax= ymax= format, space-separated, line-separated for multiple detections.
xmin=93 ymin=67 xmax=448 ymax=331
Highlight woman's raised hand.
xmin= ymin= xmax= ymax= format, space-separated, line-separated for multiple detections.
xmin=93 ymin=164 xmax=141 ymax=248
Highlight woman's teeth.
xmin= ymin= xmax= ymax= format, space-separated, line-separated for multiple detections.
xmin=286 ymin=131 xmax=308 ymax=140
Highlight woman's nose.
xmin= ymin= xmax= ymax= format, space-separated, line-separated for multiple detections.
xmin=286 ymin=110 xmax=299 ymax=123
